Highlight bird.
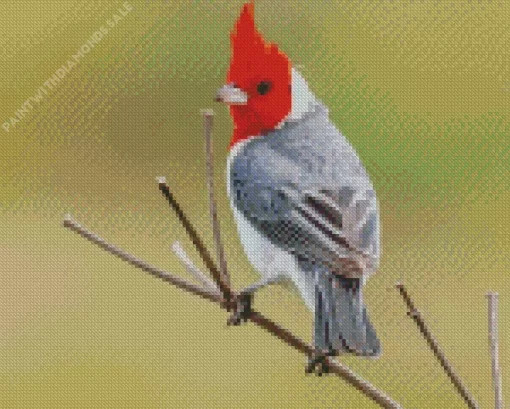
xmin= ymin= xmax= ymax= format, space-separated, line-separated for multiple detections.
xmin=215 ymin=2 xmax=381 ymax=374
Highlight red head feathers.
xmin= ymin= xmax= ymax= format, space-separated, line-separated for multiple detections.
xmin=226 ymin=2 xmax=292 ymax=148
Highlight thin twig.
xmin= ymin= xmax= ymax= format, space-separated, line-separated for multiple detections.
xmin=171 ymin=241 xmax=220 ymax=294
xmin=156 ymin=177 xmax=401 ymax=408
xmin=63 ymin=213 xmax=401 ymax=409
xmin=396 ymin=283 xmax=479 ymax=409
xmin=157 ymin=176 xmax=232 ymax=303
xmin=63 ymin=215 xmax=221 ymax=303
xmin=250 ymin=310 xmax=401 ymax=408
xmin=487 ymin=292 xmax=503 ymax=409
xmin=202 ymin=109 xmax=231 ymax=289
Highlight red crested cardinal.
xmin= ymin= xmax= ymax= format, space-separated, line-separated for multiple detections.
xmin=216 ymin=3 xmax=381 ymax=373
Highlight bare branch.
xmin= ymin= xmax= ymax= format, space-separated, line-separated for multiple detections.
xmin=63 ymin=215 xmax=221 ymax=303
xmin=62 ymin=103 xmax=404 ymax=408
xmin=487 ymin=292 xmax=504 ymax=409
xmin=396 ymin=283 xmax=479 ymax=409
xmin=171 ymin=241 xmax=220 ymax=294
xmin=154 ymin=181 xmax=400 ymax=408
xmin=249 ymin=311 xmax=401 ymax=408
xmin=157 ymin=177 xmax=233 ymax=303
xmin=202 ymin=109 xmax=231 ymax=288
xmin=62 ymin=215 xmax=401 ymax=408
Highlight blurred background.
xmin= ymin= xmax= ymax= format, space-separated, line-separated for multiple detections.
xmin=0 ymin=1 xmax=508 ymax=407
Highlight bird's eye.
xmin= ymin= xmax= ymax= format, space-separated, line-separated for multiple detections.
xmin=257 ymin=81 xmax=272 ymax=95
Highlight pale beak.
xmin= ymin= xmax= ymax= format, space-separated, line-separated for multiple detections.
xmin=214 ymin=83 xmax=248 ymax=105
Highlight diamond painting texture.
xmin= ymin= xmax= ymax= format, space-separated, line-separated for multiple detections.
xmin=0 ymin=1 xmax=508 ymax=408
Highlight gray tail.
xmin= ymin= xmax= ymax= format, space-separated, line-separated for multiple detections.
xmin=314 ymin=273 xmax=380 ymax=357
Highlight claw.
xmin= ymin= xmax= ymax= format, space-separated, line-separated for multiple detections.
xmin=305 ymin=348 xmax=337 ymax=376
xmin=227 ymin=292 xmax=253 ymax=326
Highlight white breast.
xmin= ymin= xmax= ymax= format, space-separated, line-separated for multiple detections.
xmin=227 ymin=143 xmax=315 ymax=312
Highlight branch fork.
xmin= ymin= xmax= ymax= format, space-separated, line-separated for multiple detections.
xmin=63 ymin=109 xmax=404 ymax=408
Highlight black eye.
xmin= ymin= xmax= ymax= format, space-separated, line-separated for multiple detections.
xmin=257 ymin=81 xmax=272 ymax=95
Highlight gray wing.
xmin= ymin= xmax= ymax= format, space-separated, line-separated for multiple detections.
xmin=230 ymin=129 xmax=380 ymax=277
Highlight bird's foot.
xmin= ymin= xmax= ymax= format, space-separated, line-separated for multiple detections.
xmin=227 ymin=291 xmax=253 ymax=326
xmin=305 ymin=348 xmax=337 ymax=376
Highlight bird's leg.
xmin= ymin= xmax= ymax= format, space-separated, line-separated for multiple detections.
xmin=227 ymin=274 xmax=286 ymax=326
xmin=227 ymin=291 xmax=252 ymax=325
xmin=305 ymin=347 xmax=338 ymax=376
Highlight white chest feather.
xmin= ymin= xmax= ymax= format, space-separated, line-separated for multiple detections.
xmin=227 ymin=143 xmax=315 ymax=312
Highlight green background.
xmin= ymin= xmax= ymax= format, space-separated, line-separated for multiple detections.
xmin=0 ymin=1 xmax=508 ymax=407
